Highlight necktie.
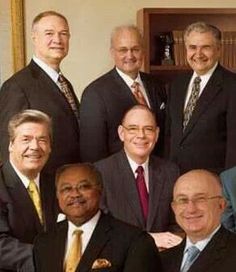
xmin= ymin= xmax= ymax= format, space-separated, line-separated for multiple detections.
xmin=183 ymin=76 xmax=201 ymax=130
xmin=131 ymin=81 xmax=148 ymax=106
xmin=27 ymin=180 xmax=43 ymax=224
xmin=181 ymin=245 xmax=200 ymax=272
xmin=58 ymin=73 xmax=80 ymax=122
xmin=65 ymin=229 xmax=83 ymax=272
xmin=135 ymin=166 xmax=149 ymax=223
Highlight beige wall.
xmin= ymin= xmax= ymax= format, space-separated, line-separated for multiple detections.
xmin=22 ymin=0 xmax=236 ymax=97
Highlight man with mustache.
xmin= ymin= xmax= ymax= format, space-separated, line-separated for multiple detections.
xmin=0 ymin=110 xmax=57 ymax=271
xmin=34 ymin=163 xmax=162 ymax=272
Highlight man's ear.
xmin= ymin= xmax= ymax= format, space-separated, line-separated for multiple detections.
xmin=8 ymin=141 xmax=13 ymax=153
xmin=118 ymin=125 xmax=124 ymax=142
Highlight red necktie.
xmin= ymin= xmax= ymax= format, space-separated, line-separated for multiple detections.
xmin=135 ymin=166 xmax=149 ymax=223
xmin=131 ymin=82 xmax=148 ymax=106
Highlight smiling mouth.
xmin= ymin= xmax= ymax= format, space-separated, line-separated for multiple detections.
xmin=68 ymin=198 xmax=86 ymax=206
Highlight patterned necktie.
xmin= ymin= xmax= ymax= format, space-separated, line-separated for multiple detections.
xmin=135 ymin=166 xmax=149 ymax=223
xmin=58 ymin=73 xmax=80 ymax=122
xmin=183 ymin=76 xmax=201 ymax=130
xmin=27 ymin=180 xmax=43 ymax=224
xmin=181 ymin=245 xmax=200 ymax=272
xmin=65 ymin=229 xmax=83 ymax=272
xmin=131 ymin=81 xmax=148 ymax=106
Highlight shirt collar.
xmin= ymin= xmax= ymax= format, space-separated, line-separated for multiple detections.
xmin=115 ymin=67 xmax=141 ymax=88
xmin=192 ymin=62 xmax=218 ymax=81
xmin=125 ymin=151 xmax=149 ymax=174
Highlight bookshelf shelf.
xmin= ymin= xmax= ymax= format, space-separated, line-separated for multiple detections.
xmin=137 ymin=8 xmax=236 ymax=84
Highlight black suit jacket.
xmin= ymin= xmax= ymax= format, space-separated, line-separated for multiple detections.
xmin=0 ymin=162 xmax=57 ymax=272
xmin=33 ymin=213 xmax=162 ymax=272
xmin=0 ymin=60 xmax=80 ymax=175
xmin=95 ymin=150 xmax=179 ymax=232
xmin=160 ymin=226 xmax=236 ymax=272
xmin=166 ymin=64 xmax=236 ymax=174
xmin=80 ymin=68 xmax=166 ymax=162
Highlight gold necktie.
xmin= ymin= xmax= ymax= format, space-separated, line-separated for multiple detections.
xmin=131 ymin=81 xmax=148 ymax=106
xmin=27 ymin=180 xmax=43 ymax=224
xmin=65 ymin=229 xmax=83 ymax=272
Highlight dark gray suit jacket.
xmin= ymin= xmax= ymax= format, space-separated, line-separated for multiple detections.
xmin=95 ymin=150 xmax=179 ymax=232
xmin=0 ymin=60 xmax=80 ymax=175
xmin=80 ymin=68 xmax=166 ymax=162
xmin=166 ymin=64 xmax=236 ymax=174
xmin=0 ymin=161 xmax=57 ymax=272
xmin=160 ymin=226 xmax=236 ymax=272
xmin=34 ymin=213 xmax=162 ymax=272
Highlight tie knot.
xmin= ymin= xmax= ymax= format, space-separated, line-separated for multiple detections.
xmin=136 ymin=166 xmax=144 ymax=175
xmin=131 ymin=81 xmax=139 ymax=89
xmin=194 ymin=76 xmax=201 ymax=85
xmin=58 ymin=73 xmax=66 ymax=83
xmin=28 ymin=180 xmax=37 ymax=191
xmin=187 ymin=245 xmax=200 ymax=261
xmin=73 ymin=229 xmax=83 ymax=237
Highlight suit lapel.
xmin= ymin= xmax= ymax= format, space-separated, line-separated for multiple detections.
xmin=77 ymin=214 xmax=111 ymax=272
xmin=141 ymin=73 xmax=155 ymax=109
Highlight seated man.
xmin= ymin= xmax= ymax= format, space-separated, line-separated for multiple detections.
xmin=95 ymin=105 xmax=182 ymax=249
xmin=0 ymin=109 xmax=57 ymax=272
xmin=220 ymin=166 xmax=236 ymax=232
xmin=161 ymin=169 xmax=236 ymax=272
xmin=33 ymin=163 xmax=162 ymax=272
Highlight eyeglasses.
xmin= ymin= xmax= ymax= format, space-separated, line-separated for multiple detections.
xmin=122 ymin=125 xmax=156 ymax=135
xmin=172 ymin=195 xmax=223 ymax=208
xmin=58 ymin=181 xmax=97 ymax=195
xmin=114 ymin=46 xmax=142 ymax=55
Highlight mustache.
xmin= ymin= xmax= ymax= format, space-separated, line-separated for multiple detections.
xmin=67 ymin=196 xmax=86 ymax=206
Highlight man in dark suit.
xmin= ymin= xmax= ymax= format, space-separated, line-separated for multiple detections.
xmin=161 ymin=169 xmax=236 ymax=272
xmin=33 ymin=163 xmax=162 ymax=272
xmin=220 ymin=166 xmax=236 ymax=232
xmin=80 ymin=25 xmax=166 ymax=162
xmin=95 ymin=105 xmax=182 ymax=249
xmin=0 ymin=11 xmax=80 ymax=176
xmin=0 ymin=110 xmax=57 ymax=272
xmin=166 ymin=22 xmax=236 ymax=174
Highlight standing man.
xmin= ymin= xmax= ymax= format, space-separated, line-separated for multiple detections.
xmin=166 ymin=22 xmax=236 ymax=174
xmin=80 ymin=25 xmax=166 ymax=162
xmin=0 ymin=110 xmax=57 ymax=272
xmin=95 ymin=105 xmax=182 ymax=249
xmin=34 ymin=163 xmax=162 ymax=272
xmin=161 ymin=169 xmax=236 ymax=272
xmin=0 ymin=11 xmax=80 ymax=176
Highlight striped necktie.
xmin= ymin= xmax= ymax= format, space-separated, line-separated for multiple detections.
xmin=131 ymin=81 xmax=148 ymax=106
xmin=181 ymin=245 xmax=200 ymax=272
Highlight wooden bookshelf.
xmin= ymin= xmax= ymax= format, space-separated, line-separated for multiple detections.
xmin=137 ymin=8 xmax=236 ymax=83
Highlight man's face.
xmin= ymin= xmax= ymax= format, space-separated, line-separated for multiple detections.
xmin=32 ymin=15 xmax=70 ymax=69
xmin=185 ymin=31 xmax=221 ymax=75
xmin=57 ymin=167 xmax=101 ymax=226
xmin=172 ymin=171 xmax=226 ymax=243
xmin=118 ymin=108 xmax=159 ymax=164
xmin=9 ymin=122 xmax=51 ymax=179
xmin=110 ymin=29 xmax=144 ymax=79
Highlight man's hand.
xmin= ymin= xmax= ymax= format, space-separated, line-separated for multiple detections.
xmin=149 ymin=232 xmax=183 ymax=249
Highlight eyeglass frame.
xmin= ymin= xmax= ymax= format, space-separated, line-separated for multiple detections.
xmin=121 ymin=125 xmax=157 ymax=135
xmin=172 ymin=195 xmax=223 ymax=208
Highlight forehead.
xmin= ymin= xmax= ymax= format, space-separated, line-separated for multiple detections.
xmin=174 ymin=173 xmax=220 ymax=197
xmin=14 ymin=122 xmax=48 ymax=136
xmin=185 ymin=31 xmax=217 ymax=45
xmin=58 ymin=167 xmax=93 ymax=185
xmin=113 ymin=29 xmax=141 ymax=47
xmin=34 ymin=15 xmax=69 ymax=31
xmin=123 ymin=109 xmax=156 ymax=125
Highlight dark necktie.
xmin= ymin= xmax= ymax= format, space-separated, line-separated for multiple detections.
xmin=183 ymin=76 xmax=201 ymax=130
xmin=181 ymin=245 xmax=200 ymax=272
xmin=131 ymin=81 xmax=148 ymax=106
xmin=58 ymin=73 xmax=80 ymax=122
xmin=135 ymin=166 xmax=149 ymax=223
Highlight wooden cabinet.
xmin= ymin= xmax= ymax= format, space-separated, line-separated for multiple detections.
xmin=137 ymin=8 xmax=236 ymax=83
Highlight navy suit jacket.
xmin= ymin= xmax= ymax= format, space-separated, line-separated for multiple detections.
xmin=160 ymin=226 xmax=236 ymax=272
xmin=95 ymin=150 xmax=179 ymax=232
xmin=80 ymin=68 xmax=166 ymax=162
xmin=166 ymin=64 xmax=236 ymax=174
xmin=0 ymin=60 xmax=80 ymax=175
xmin=221 ymin=166 xmax=236 ymax=232
xmin=0 ymin=162 xmax=57 ymax=272
xmin=33 ymin=213 xmax=162 ymax=272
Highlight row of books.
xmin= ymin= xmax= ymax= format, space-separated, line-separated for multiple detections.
xmin=156 ymin=31 xmax=236 ymax=68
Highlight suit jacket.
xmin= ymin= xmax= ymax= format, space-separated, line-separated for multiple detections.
xmin=80 ymin=68 xmax=166 ymax=162
xmin=95 ymin=150 xmax=179 ymax=232
xmin=0 ymin=161 xmax=58 ymax=272
xmin=166 ymin=64 xmax=236 ymax=174
xmin=160 ymin=226 xmax=236 ymax=272
xmin=33 ymin=213 xmax=162 ymax=272
xmin=220 ymin=166 xmax=236 ymax=232
xmin=0 ymin=60 xmax=80 ymax=175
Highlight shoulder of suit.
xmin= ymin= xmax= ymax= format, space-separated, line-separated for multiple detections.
xmin=94 ymin=151 xmax=120 ymax=169
xmin=220 ymin=166 xmax=236 ymax=184
xmin=150 ymin=155 xmax=179 ymax=170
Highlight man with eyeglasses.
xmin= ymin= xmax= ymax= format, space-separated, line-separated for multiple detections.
xmin=33 ymin=163 xmax=162 ymax=272
xmin=95 ymin=105 xmax=182 ymax=249
xmin=80 ymin=24 xmax=166 ymax=163
xmin=161 ymin=169 xmax=236 ymax=272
